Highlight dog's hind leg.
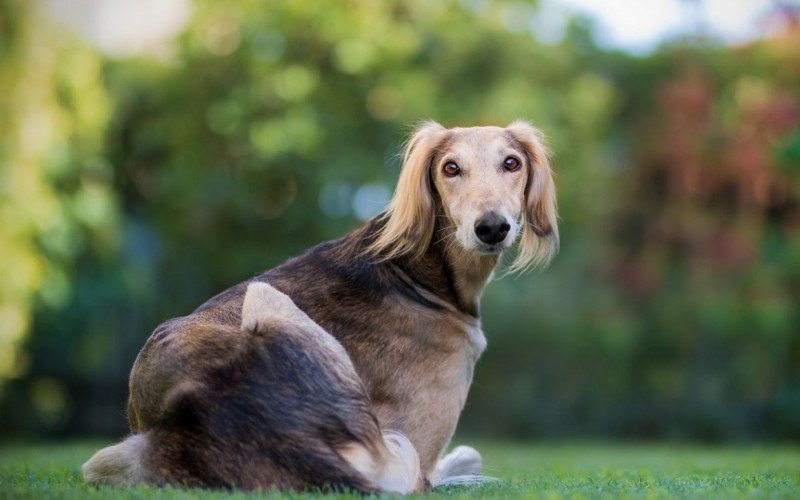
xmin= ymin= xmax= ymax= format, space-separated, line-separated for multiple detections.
xmin=82 ymin=434 xmax=149 ymax=486
xmin=241 ymin=281 xmax=423 ymax=493
xmin=86 ymin=282 xmax=422 ymax=493
xmin=337 ymin=430 xmax=421 ymax=493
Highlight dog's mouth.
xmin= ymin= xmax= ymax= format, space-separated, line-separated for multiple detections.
xmin=474 ymin=243 xmax=505 ymax=255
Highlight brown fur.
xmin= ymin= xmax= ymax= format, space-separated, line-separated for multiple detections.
xmin=84 ymin=121 xmax=558 ymax=492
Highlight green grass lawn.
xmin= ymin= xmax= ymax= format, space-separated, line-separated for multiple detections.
xmin=1 ymin=440 xmax=798 ymax=498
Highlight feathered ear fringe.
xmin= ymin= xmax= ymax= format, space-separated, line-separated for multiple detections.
xmin=506 ymin=120 xmax=559 ymax=272
xmin=369 ymin=120 xmax=557 ymax=271
xmin=367 ymin=120 xmax=447 ymax=260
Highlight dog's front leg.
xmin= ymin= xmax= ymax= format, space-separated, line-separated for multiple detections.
xmin=429 ymin=445 xmax=483 ymax=486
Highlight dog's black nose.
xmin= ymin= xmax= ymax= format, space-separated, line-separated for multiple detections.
xmin=474 ymin=212 xmax=510 ymax=245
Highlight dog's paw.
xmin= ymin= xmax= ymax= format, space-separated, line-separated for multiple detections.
xmin=430 ymin=445 xmax=483 ymax=486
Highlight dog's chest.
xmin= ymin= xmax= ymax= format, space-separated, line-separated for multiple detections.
xmin=357 ymin=309 xmax=486 ymax=472
xmin=298 ymin=288 xmax=487 ymax=472
xmin=434 ymin=321 xmax=485 ymax=393
xmin=408 ymin=311 xmax=485 ymax=386
xmin=464 ymin=322 xmax=487 ymax=361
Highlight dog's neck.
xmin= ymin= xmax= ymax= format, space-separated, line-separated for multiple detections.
xmin=435 ymin=224 xmax=499 ymax=313
xmin=390 ymin=216 xmax=498 ymax=317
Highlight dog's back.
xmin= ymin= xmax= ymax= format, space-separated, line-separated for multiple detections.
xmin=83 ymin=282 xmax=421 ymax=493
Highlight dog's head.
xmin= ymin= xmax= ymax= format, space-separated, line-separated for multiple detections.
xmin=370 ymin=120 xmax=558 ymax=271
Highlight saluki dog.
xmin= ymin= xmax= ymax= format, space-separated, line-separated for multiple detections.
xmin=83 ymin=120 xmax=558 ymax=493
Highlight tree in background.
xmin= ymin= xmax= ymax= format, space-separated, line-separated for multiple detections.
xmin=0 ymin=0 xmax=797 ymax=441
xmin=0 ymin=0 xmax=116 ymax=429
xmin=609 ymin=24 xmax=800 ymax=439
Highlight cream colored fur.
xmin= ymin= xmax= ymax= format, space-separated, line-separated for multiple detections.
xmin=82 ymin=434 xmax=147 ymax=486
xmin=338 ymin=431 xmax=421 ymax=494
xmin=370 ymin=121 xmax=558 ymax=272
xmin=241 ymin=281 xmax=309 ymax=330
xmin=431 ymin=445 xmax=485 ymax=486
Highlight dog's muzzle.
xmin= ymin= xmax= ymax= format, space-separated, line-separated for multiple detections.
xmin=473 ymin=212 xmax=510 ymax=245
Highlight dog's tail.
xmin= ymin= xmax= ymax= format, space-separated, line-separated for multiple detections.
xmin=82 ymin=433 xmax=149 ymax=486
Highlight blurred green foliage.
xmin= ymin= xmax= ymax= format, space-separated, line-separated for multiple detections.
xmin=0 ymin=0 xmax=798 ymax=441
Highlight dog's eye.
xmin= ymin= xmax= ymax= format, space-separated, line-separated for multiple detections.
xmin=443 ymin=162 xmax=461 ymax=177
xmin=503 ymin=157 xmax=521 ymax=172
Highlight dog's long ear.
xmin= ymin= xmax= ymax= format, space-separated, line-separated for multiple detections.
xmin=507 ymin=120 xmax=559 ymax=272
xmin=368 ymin=120 xmax=447 ymax=260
